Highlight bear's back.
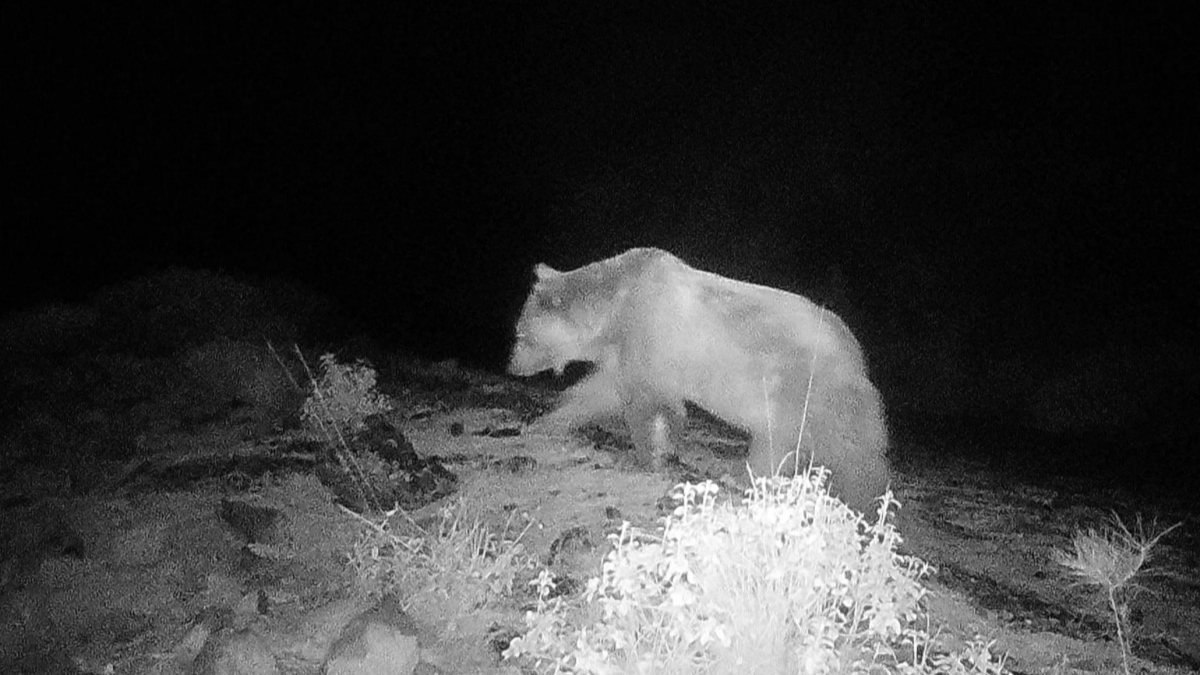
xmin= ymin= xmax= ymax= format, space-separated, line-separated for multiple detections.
xmin=649 ymin=253 xmax=865 ymax=366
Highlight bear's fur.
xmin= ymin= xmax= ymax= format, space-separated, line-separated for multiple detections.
xmin=509 ymin=248 xmax=889 ymax=513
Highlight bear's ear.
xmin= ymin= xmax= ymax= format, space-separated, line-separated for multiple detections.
xmin=534 ymin=263 xmax=561 ymax=280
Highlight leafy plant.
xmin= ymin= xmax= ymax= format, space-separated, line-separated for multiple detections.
xmin=506 ymin=472 xmax=1003 ymax=674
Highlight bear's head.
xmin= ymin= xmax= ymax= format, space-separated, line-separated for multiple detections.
xmin=509 ymin=262 xmax=618 ymax=376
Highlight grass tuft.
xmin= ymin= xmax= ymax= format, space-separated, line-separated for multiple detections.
xmin=1053 ymin=513 xmax=1180 ymax=675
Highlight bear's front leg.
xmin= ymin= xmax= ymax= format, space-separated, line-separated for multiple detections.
xmin=531 ymin=369 xmax=624 ymax=434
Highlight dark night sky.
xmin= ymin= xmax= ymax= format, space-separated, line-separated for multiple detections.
xmin=7 ymin=2 xmax=1197 ymax=375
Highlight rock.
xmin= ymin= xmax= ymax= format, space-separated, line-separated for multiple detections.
xmin=324 ymin=595 xmax=421 ymax=675
xmin=219 ymin=500 xmax=283 ymax=545
xmin=190 ymin=628 xmax=278 ymax=675
xmin=322 ymin=417 xmax=457 ymax=512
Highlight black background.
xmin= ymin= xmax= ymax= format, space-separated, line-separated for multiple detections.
xmin=8 ymin=2 xmax=1195 ymax=384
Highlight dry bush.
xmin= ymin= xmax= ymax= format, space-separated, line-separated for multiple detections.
xmin=345 ymin=500 xmax=534 ymax=618
xmin=300 ymin=353 xmax=393 ymax=441
xmin=1055 ymin=514 xmax=1180 ymax=675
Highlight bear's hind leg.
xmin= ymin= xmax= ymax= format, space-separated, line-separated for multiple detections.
xmin=760 ymin=380 xmax=890 ymax=516
xmin=746 ymin=421 xmax=805 ymax=481
xmin=623 ymin=395 xmax=685 ymax=470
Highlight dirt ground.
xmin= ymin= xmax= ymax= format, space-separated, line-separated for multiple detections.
xmin=2 ymin=363 xmax=1198 ymax=674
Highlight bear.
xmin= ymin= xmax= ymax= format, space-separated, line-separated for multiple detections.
xmin=508 ymin=247 xmax=890 ymax=513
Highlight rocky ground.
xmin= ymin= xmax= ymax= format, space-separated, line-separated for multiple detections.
xmin=1 ymin=353 xmax=1198 ymax=674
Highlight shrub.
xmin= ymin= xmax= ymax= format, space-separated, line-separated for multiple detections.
xmin=345 ymin=500 xmax=534 ymax=615
xmin=300 ymin=353 xmax=393 ymax=441
xmin=507 ymin=472 xmax=1004 ymax=674
xmin=298 ymin=353 xmax=396 ymax=511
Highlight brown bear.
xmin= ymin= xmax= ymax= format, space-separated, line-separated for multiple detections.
xmin=508 ymin=247 xmax=889 ymax=513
